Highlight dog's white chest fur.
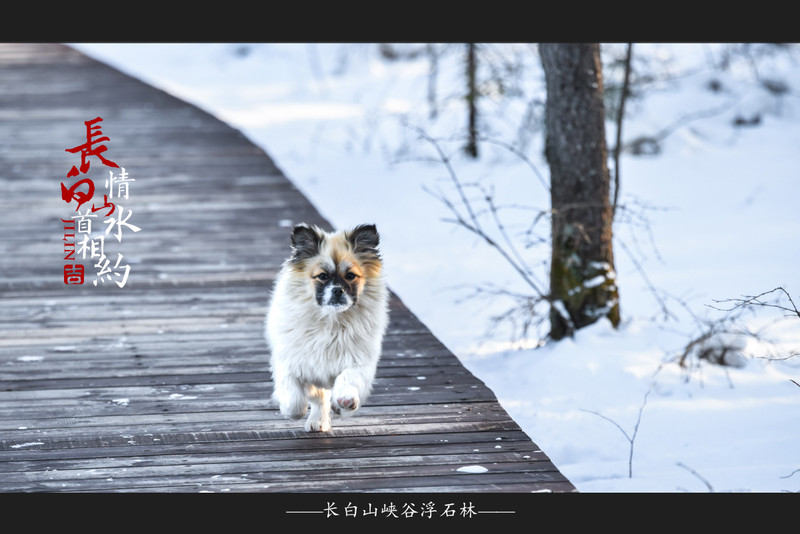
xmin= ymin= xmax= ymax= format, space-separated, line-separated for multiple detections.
xmin=267 ymin=282 xmax=387 ymax=387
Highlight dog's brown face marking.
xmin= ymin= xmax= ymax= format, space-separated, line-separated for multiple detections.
xmin=287 ymin=223 xmax=381 ymax=311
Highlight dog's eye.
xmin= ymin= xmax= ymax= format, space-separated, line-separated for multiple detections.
xmin=316 ymin=273 xmax=329 ymax=281
xmin=345 ymin=272 xmax=357 ymax=281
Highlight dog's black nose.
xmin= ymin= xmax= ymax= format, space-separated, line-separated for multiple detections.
xmin=332 ymin=287 xmax=343 ymax=297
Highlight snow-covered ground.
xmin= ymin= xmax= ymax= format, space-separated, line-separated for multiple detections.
xmin=71 ymin=43 xmax=800 ymax=492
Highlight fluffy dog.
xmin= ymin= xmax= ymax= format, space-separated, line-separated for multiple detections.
xmin=265 ymin=223 xmax=389 ymax=432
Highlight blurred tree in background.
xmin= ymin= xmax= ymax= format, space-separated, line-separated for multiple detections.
xmin=540 ymin=43 xmax=620 ymax=340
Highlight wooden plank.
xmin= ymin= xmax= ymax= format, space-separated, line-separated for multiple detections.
xmin=0 ymin=43 xmax=576 ymax=495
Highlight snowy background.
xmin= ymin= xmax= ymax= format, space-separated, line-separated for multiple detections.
xmin=71 ymin=43 xmax=800 ymax=492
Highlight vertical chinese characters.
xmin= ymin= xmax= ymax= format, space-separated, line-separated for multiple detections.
xmin=60 ymin=117 xmax=139 ymax=288
xmin=65 ymin=116 xmax=118 ymax=177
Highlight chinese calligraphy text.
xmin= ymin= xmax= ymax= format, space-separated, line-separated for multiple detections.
xmin=60 ymin=117 xmax=139 ymax=288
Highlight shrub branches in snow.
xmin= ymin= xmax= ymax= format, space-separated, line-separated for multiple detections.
xmin=673 ymin=287 xmax=800 ymax=380
xmin=711 ymin=287 xmax=800 ymax=321
xmin=408 ymin=124 xmax=554 ymax=343
xmin=582 ymin=388 xmax=652 ymax=479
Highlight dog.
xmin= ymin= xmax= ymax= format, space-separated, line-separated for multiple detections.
xmin=265 ymin=223 xmax=389 ymax=432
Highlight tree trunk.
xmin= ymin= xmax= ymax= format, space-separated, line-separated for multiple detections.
xmin=465 ymin=43 xmax=478 ymax=158
xmin=539 ymin=43 xmax=620 ymax=340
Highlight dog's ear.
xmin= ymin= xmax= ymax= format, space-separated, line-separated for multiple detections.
xmin=290 ymin=223 xmax=322 ymax=263
xmin=348 ymin=224 xmax=380 ymax=257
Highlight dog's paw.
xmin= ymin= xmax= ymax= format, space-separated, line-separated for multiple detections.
xmin=332 ymin=385 xmax=360 ymax=416
xmin=305 ymin=416 xmax=331 ymax=432
xmin=335 ymin=396 xmax=359 ymax=411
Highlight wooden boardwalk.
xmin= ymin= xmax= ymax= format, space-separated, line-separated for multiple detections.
xmin=0 ymin=43 xmax=576 ymax=496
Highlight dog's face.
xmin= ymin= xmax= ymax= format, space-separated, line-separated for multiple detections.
xmin=287 ymin=223 xmax=382 ymax=314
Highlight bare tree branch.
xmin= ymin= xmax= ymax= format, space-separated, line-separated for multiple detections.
xmin=581 ymin=387 xmax=652 ymax=478
xmin=618 ymin=239 xmax=677 ymax=323
xmin=676 ymin=462 xmax=715 ymax=492
xmin=710 ymin=287 xmax=800 ymax=320
xmin=476 ymin=135 xmax=550 ymax=194
xmin=411 ymin=124 xmax=548 ymax=300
